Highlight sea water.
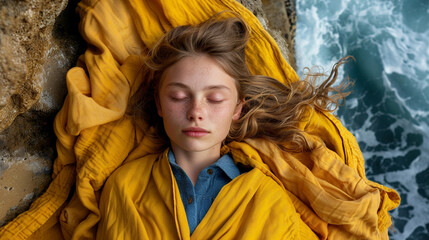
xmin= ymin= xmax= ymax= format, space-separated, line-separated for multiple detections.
xmin=295 ymin=0 xmax=429 ymax=239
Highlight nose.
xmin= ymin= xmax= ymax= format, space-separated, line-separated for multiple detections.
xmin=187 ymin=99 xmax=204 ymax=121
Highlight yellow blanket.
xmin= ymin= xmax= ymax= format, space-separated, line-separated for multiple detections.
xmin=0 ymin=0 xmax=400 ymax=239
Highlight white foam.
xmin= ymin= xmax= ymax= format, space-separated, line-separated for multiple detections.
xmin=373 ymin=156 xmax=429 ymax=239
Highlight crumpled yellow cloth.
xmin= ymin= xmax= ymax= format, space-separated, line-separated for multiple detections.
xmin=0 ymin=0 xmax=400 ymax=239
xmin=95 ymin=146 xmax=319 ymax=239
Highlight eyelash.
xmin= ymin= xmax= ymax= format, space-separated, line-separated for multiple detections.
xmin=170 ymin=97 xmax=223 ymax=104
xmin=208 ymin=99 xmax=223 ymax=104
xmin=170 ymin=97 xmax=188 ymax=102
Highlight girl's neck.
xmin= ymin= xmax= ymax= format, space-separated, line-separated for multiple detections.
xmin=171 ymin=144 xmax=221 ymax=185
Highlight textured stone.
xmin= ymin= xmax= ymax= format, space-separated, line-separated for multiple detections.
xmin=0 ymin=0 xmax=75 ymax=131
xmin=0 ymin=154 xmax=52 ymax=227
xmin=238 ymin=0 xmax=296 ymax=68
xmin=0 ymin=110 xmax=59 ymax=226
xmin=261 ymin=0 xmax=296 ymax=69
xmin=0 ymin=0 xmax=85 ymax=226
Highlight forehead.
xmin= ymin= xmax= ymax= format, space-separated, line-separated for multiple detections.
xmin=161 ymin=55 xmax=236 ymax=90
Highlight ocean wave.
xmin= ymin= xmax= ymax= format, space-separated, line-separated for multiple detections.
xmin=296 ymin=0 xmax=429 ymax=239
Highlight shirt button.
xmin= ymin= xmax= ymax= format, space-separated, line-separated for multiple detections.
xmin=188 ymin=197 xmax=193 ymax=204
xmin=207 ymin=169 xmax=213 ymax=175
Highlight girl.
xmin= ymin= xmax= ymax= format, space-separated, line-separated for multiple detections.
xmin=96 ymin=15 xmax=391 ymax=239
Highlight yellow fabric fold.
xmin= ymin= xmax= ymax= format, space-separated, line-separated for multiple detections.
xmin=0 ymin=0 xmax=399 ymax=239
xmin=95 ymin=148 xmax=318 ymax=240
xmin=240 ymin=138 xmax=380 ymax=239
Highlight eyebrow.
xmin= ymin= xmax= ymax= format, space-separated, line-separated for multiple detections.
xmin=165 ymin=82 xmax=232 ymax=91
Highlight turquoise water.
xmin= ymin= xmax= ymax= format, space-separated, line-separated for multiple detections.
xmin=296 ymin=0 xmax=429 ymax=239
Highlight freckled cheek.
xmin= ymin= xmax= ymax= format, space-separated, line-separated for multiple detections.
xmin=208 ymin=107 xmax=235 ymax=136
xmin=208 ymin=105 xmax=236 ymax=121
xmin=160 ymin=101 xmax=186 ymax=119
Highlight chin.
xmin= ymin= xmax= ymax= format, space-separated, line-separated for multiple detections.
xmin=181 ymin=145 xmax=212 ymax=153
xmin=176 ymin=141 xmax=220 ymax=153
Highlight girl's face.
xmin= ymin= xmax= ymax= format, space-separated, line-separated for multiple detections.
xmin=157 ymin=55 xmax=242 ymax=155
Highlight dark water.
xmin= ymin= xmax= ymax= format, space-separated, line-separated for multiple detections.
xmin=296 ymin=0 xmax=429 ymax=239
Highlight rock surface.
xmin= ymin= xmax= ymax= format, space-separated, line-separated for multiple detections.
xmin=238 ymin=0 xmax=296 ymax=68
xmin=261 ymin=0 xmax=296 ymax=69
xmin=0 ymin=111 xmax=54 ymax=226
xmin=0 ymin=0 xmax=295 ymax=227
xmin=0 ymin=0 xmax=85 ymax=226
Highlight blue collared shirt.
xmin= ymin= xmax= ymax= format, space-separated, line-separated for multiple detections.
xmin=168 ymin=150 xmax=245 ymax=234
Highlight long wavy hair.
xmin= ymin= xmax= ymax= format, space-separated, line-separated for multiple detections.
xmin=129 ymin=15 xmax=352 ymax=152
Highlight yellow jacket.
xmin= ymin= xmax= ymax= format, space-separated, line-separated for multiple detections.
xmin=0 ymin=0 xmax=400 ymax=239
xmin=95 ymin=147 xmax=318 ymax=239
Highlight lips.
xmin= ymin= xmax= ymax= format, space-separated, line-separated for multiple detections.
xmin=182 ymin=127 xmax=209 ymax=137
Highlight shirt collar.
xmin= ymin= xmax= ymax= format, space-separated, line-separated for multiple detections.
xmin=167 ymin=149 xmax=241 ymax=180
xmin=211 ymin=154 xmax=241 ymax=180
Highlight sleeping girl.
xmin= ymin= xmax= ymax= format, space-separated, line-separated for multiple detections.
xmin=95 ymin=15 xmax=395 ymax=239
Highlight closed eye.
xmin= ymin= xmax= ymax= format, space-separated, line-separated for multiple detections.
xmin=170 ymin=96 xmax=189 ymax=102
xmin=207 ymin=99 xmax=224 ymax=104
